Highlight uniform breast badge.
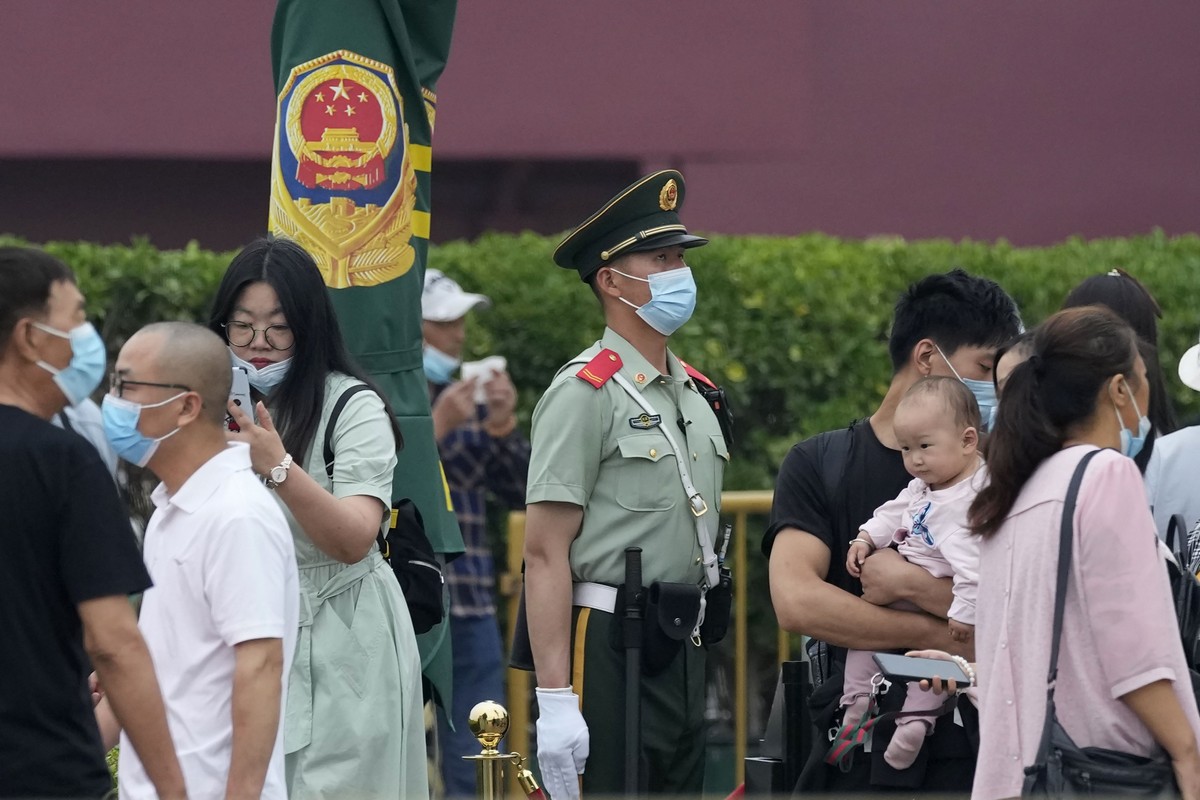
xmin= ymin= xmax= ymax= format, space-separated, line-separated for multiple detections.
xmin=270 ymin=50 xmax=419 ymax=289
xmin=628 ymin=413 xmax=662 ymax=430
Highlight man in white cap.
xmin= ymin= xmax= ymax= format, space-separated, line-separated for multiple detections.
xmin=1145 ymin=334 xmax=1200 ymax=544
xmin=421 ymin=269 xmax=530 ymax=798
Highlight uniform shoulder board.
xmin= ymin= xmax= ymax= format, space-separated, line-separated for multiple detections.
xmin=679 ymin=359 xmax=717 ymax=391
xmin=575 ymin=348 xmax=623 ymax=389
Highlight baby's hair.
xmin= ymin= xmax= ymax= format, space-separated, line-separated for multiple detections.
xmin=901 ymin=375 xmax=982 ymax=432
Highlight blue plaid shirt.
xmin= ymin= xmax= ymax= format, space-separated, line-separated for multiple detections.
xmin=435 ymin=390 xmax=531 ymax=618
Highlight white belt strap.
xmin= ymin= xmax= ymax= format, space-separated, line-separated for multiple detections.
xmin=573 ymin=582 xmax=618 ymax=613
xmin=611 ymin=372 xmax=721 ymax=594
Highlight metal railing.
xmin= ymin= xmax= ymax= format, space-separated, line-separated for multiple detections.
xmin=500 ymin=490 xmax=776 ymax=787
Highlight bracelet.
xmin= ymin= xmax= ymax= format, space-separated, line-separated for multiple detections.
xmin=848 ymin=538 xmax=874 ymax=551
xmin=949 ymin=654 xmax=976 ymax=687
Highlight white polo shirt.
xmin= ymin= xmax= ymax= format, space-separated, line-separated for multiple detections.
xmin=119 ymin=443 xmax=298 ymax=800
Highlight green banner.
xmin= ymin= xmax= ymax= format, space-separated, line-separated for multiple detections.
xmin=269 ymin=0 xmax=462 ymax=705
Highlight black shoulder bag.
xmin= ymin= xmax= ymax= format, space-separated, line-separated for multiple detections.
xmin=1023 ymin=449 xmax=1176 ymax=797
xmin=325 ymin=384 xmax=445 ymax=635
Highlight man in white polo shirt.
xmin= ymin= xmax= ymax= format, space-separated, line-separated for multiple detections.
xmin=95 ymin=322 xmax=298 ymax=799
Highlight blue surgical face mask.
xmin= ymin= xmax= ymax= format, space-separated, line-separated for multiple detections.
xmin=1113 ymin=381 xmax=1152 ymax=460
xmin=229 ymin=351 xmax=292 ymax=394
xmin=612 ymin=266 xmax=698 ymax=336
xmin=101 ymin=393 xmax=185 ymax=468
xmin=33 ymin=321 xmax=107 ymax=407
xmin=935 ymin=344 xmax=998 ymax=433
xmin=423 ymin=345 xmax=460 ymax=385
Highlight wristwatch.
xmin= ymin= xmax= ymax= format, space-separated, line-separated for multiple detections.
xmin=265 ymin=453 xmax=293 ymax=490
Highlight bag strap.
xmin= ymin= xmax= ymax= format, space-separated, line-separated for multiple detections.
xmin=323 ymin=384 xmax=373 ymax=481
xmin=321 ymin=383 xmax=387 ymax=553
xmin=1031 ymin=448 xmax=1101 ymax=770
xmin=1167 ymin=513 xmax=1189 ymax=565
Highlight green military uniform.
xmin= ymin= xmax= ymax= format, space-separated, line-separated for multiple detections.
xmin=526 ymin=171 xmax=730 ymax=794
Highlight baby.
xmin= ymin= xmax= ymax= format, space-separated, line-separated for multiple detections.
xmin=840 ymin=376 xmax=984 ymax=770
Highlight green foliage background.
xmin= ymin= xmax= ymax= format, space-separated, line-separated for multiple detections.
xmin=5 ymin=231 xmax=1200 ymax=706
xmin=7 ymin=230 xmax=1200 ymax=483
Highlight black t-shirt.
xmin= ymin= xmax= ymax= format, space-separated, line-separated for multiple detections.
xmin=764 ymin=418 xmax=976 ymax=792
xmin=0 ymin=405 xmax=152 ymax=798
xmin=764 ymin=417 xmax=910 ymax=588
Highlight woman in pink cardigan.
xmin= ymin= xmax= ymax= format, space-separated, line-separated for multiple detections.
xmin=921 ymin=306 xmax=1200 ymax=800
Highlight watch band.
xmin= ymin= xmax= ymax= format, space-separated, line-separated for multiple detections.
xmin=266 ymin=453 xmax=294 ymax=490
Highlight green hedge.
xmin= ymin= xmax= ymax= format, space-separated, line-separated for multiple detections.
xmin=5 ymin=230 xmax=1200 ymax=493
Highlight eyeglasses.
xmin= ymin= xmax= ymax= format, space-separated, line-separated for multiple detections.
xmin=109 ymin=372 xmax=192 ymax=400
xmin=222 ymin=321 xmax=295 ymax=350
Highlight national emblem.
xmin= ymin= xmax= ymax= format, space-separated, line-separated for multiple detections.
xmin=659 ymin=179 xmax=679 ymax=211
xmin=269 ymin=50 xmax=421 ymax=289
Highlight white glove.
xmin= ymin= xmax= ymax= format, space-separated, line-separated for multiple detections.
xmin=535 ymin=687 xmax=589 ymax=800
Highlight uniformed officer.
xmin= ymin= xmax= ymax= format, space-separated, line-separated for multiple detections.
xmin=523 ymin=170 xmax=730 ymax=799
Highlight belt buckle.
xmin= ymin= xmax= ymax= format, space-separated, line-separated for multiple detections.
xmin=689 ymin=493 xmax=708 ymax=517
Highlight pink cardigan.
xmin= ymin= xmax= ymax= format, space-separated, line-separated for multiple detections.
xmin=973 ymin=446 xmax=1200 ymax=800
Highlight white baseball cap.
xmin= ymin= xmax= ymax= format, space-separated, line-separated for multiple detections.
xmin=1179 ymin=337 xmax=1200 ymax=391
xmin=422 ymin=269 xmax=491 ymax=322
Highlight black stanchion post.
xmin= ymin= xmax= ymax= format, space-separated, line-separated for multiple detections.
xmin=623 ymin=546 xmax=644 ymax=795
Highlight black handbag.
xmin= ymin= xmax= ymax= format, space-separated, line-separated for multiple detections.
xmin=324 ymin=384 xmax=445 ymax=635
xmin=1023 ymin=449 xmax=1176 ymax=797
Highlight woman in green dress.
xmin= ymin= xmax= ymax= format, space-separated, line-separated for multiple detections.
xmin=208 ymin=236 xmax=428 ymax=799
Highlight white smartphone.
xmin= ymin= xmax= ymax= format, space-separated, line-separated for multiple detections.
xmin=872 ymin=653 xmax=972 ymax=685
xmin=228 ymin=367 xmax=255 ymax=431
xmin=460 ymin=356 xmax=507 ymax=404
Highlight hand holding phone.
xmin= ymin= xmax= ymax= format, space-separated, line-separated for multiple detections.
xmin=872 ymin=652 xmax=972 ymax=686
xmin=228 ymin=367 xmax=255 ymax=432
xmin=460 ymin=356 xmax=507 ymax=404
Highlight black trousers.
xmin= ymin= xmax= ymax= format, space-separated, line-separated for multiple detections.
xmin=569 ymin=607 xmax=707 ymax=795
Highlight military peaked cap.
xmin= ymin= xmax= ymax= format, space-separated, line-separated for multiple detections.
xmin=553 ymin=170 xmax=708 ymax=281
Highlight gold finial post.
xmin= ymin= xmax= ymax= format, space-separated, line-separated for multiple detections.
xmin=464 ymin=701 xmax=546 ymax=800
xmin=466 ymin=701 xmax=511 ymax=800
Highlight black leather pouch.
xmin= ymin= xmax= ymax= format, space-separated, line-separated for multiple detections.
xmin=642 ymin=582 xmax=701 ymax=676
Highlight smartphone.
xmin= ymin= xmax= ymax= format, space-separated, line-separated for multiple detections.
xmin=227 ymin=367 xmax=254 ymax=431
xmin=460 ymin=356 xmax=507 ymax=404
xmin=872 ymin=653 xmax=972 ymax=686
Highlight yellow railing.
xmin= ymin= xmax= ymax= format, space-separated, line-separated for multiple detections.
xmin=501 ymin=489 xmax=775 ymax=787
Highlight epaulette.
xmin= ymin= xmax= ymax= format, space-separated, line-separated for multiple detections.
xmin=575 ymin=349 xmax=623 ymax=389
xmin=679 ymin=359 xmax=717 ymax=391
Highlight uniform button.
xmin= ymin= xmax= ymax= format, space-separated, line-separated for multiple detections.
xmin=673 ymin=617 xmax=682 ymax=626
xmin=1007 ymin=699 xmax=1013 ymax=706
xmin=608 ymin=354 xmax=618 ymax=362
xmin=649 ymin=448 xmax=657 ymax=458
xmin=1001 ymin=641 xmax=1007 ymax=649
xmin=695 ymin=556 xmax=702 ymax=564
xmin=692 ymin=452 xmax=698 ymax=461
xmin=635 ymin=372 xmax=646 ymax=384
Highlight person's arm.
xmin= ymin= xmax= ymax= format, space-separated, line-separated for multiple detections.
xmin=524 ymin=501 xmax=584 ymax=687
xmin=225 ymin=638 xmax=284 ymax=800
xmin=229 ymin=400 xmax=387 ymax=564
xmin=1123 ymin=681 xmax=1200 ymax=800
xmin=859 ymin=547 xmax=956 ymax=618
xmin=80 ymin=596 xmax=186 ymax=800
xmin=769 ymin=529 xmax=959 ymax=653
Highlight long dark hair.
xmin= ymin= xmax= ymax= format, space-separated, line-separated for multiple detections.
xmin=207 ymin=236 xmax=402 ymax=463
xmin=1061 ymin=268 xmax=1178 ymax=437
xmin=969 ymin=306 xmax=1139 ymax=536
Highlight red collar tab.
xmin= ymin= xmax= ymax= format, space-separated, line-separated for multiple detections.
xmin=679 ymin=360 xmax=717 ymax=391
xmin=575 ymin=349 xmax=623 ymax=389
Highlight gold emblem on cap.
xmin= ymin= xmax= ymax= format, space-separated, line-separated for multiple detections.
xmin=659 ymin=179 xmax=679 ymax=211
